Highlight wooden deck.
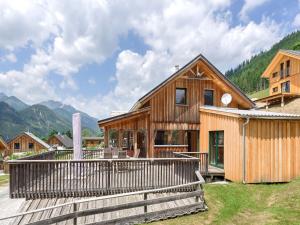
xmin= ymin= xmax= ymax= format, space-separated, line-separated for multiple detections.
xmin=10 ymin=192 xmax=206 ymax=225
xmin=206 ymin=165 xmax=225 ymax=181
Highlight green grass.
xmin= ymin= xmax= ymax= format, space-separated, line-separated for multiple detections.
xmin=248 ymin=88 xmax=269 ymax=100
xmin=0 ymin=175 xmax=9 ymax=186
xmin=151 ymin=178 xmax=300 ymax=225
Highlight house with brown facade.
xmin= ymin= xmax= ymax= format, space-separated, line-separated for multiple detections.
xmin=98 ymin=53 xmax=300 ymax=183
xmin=82 ymin=137 xmax=103 ymax=148
xmin=47 ymin=134 xmax=73 ymax=149
xmin=7 ymin=132 xmax=50 ymax=153
xmin=0 ymin=136 xmax=10 ymax=157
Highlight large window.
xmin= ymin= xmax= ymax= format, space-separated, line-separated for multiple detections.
xmin=280 ymin=63 xmax=284 ymax=79
xmin=14 ymin=143 xmax=20 ymax=150
xmin=286 ymin=60 xmax=290 ymax=76
xmin=209 ymin=131 xmax=224 ymax=168
xmin=281 ymin=81 xmax=290 ymax=93
xmin=154 ymin=130 xmax=187 ymax=145
xmin=204 ymin=90 xmax=214 ymax=106
xmin=175 ymin=88 xmax=187 ymax=105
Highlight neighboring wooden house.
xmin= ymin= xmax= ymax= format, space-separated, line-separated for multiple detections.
xmin=7 ymin=132 xmax=50 ymax=153
xmin=258 ymin=50 xmax=300 ymax=107
xmin=199 ymin=106 xmax=300 ymax=183
xmin=82 ymin=137 xmax=103 ymax=148
xmin=47 ymin=134 xmax=73 ymax=149
xmin=0 ymin=137 xmax=10 ymax=157
xmin=98 ymin=54 xmax=255 ymax=158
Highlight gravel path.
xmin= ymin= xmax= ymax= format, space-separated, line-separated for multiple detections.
xmin=0 ymin=184 xmax=25 ymax=225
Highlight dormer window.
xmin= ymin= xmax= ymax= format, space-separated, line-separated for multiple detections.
xmin=175 ymin=88 xmax=187 ymax=105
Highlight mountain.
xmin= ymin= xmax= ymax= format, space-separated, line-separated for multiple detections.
xmin=0 ymin=102 xmax=30 ymax=139
xmin=0 ymin=95 xmax=100 ymax=139
xmin=20 ymin=104 xmax=71 ymax=137
xmin=40 ymin=100 xmax=99 ymax=131
xmin=226 ymin=31 xmax=300 ymax=94
xmin=0 ymin=93 xmax=28 ymax=111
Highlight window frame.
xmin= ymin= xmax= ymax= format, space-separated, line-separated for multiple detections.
xmin=28 ymin=142 xmax=34 ymax=149
xmin=14 ymin=143 xmax=20 ymax=150
xmin=286 ymin=60 xmax=290 ymax=77
xmin=175 ymin=88 xmax=187 ymax=105
xmin=280 ymin=62 xmax=284 ymax=79
xmin=204 ymin=89 xmax=214 ymax=106
xmin=272 ymin=87 xmax=278 ymax=93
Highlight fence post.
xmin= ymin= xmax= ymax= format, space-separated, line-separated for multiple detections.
xmin=73 ymin=203 xmax=77 ymax=225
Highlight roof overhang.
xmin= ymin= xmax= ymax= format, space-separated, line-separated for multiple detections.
xmin=98 ymin=107 xmax=150 ymax=127
xmin=262 ymin=50 xmax=300 ymax=78
xmin=200 ymin=106 xmax=300 ymax=120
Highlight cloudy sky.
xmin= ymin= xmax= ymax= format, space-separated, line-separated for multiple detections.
xmin=0 ymin=0 xmax=299 ymax=118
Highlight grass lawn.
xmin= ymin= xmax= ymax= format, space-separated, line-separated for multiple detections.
xmin=151 ymin=178 xmax=300 ymax=225
xmin=248 ymin=88 xmax=269 ymax=100
xmin=0 ymin=175 xmax=9 ymax=186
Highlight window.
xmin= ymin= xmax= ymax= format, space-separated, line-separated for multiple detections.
xmin=280 ymin=63 xmax=284 ymax=79
xmin=209 ymin=131 xmax=224 ymax=168
xmin=272 ymin=72 xmax=278 ymax=78
xmin=204 ymin=90 xmax=214 ymax=106
xmin=286 ymin=60 xmax=290 ymax=76
xmin=14 ymin=143 xmax=20 ymax=150
xmin=272 ymin=87 xmax=278 ymax=93
xmin=154 ymin=131 xmax=167 ymax=145
xmin=175 ymin=88 xmax=187 ymax=105
xmin=281 ymin=81 xmax=290 ymax=93
xmin=154 ymin=130 xmax=188 ymax=145
xmin=28 ymin=143 xmax=34 ymax=149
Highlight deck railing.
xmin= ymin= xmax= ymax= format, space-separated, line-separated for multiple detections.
xmin=9 ymin=157 xmax=199 ymax=199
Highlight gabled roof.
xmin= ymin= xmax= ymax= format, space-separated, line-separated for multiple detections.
xmin=8 ymin=132 xmax=50 ymax=149
xmin=200 ymin=106 xmax=300 ymax=120
xmin=130 ymin=53 xmax=255 ymax=111
xmin=54 ymin=134 xmax=73 ymax=148
xmin=262 ymin=49 xmax=300 ymax=78
xmin=24 ymin=132 xmax=50 ymax=149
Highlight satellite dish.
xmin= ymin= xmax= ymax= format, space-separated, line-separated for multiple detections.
xmin=221 ymin=93 xmax=232 ymax=106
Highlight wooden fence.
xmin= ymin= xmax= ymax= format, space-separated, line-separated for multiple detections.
xmin=9 ymin=158 xmax=199 ymax=199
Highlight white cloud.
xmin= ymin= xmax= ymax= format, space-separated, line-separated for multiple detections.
xmin=240 ymin=0 xmax=270 ymax=21
xmin=88 ymin=78 xmax=96 ymax=85
xmin=0 ymin=0 xmax=283 ymax=119
xmin=293 ymin=13 xmax=300 ymax=27
xmin=1 ymin=53 xmax=17 ymax=62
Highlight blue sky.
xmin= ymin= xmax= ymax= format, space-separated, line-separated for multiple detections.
xmin=0 ymin=0 xmax=299 ymax=118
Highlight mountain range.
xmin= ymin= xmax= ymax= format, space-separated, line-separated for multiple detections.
xmin=226 ymin=31 xmax=300 ymax=94
xmin=0 ymin=93 xmax=100 ymax=140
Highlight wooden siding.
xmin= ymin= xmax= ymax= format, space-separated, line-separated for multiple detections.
xmin=200 ymin=110 xmax=300 ymax=183
xmin=245 ymin=119 xmax=300 ymax=183
xmin=7 ymin=134 xmax=46 ymax=153
xmin=47 ymin=136 xmax=62 ymax=146
xmin=199 ymin=111 xmax=243 ymax=181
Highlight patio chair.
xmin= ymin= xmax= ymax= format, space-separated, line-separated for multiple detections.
xmin=133 ymin=148 xmax=140 ymax=158
xmin=103 ymin=148 xmax=113 ymax=159
xmin=118 ymin=150 xmax=127 ymax=159
xmin=112 ymin=147 xmax=119 ymax=157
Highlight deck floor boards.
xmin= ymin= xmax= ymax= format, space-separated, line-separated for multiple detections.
xmin=11 ymin=192 xmax=205 ymax=225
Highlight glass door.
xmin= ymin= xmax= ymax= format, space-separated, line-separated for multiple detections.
xmin=209 ymin=131 xmax=224 ymax=168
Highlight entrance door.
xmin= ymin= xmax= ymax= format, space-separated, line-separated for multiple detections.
xmin=187 ymin=130 xmax=199 ymax=152
xmin=209 ymin=131 xmax=224 ymax=168
xmin=137 ymin=131 xmax=147 ymax=158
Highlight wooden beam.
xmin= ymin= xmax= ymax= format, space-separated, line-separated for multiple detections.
xmin=104 ymin=127 xmax=109 ymax=147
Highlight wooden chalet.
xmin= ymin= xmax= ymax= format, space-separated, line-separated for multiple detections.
xmin=258 ymin=49 xmax=300 ymax=107
xmin=82 ymin=136 xmax=103 ymax=148
xmin=7 ymin=132 xmax=50 ymax=153
xmin=98 ymin=54 xmax=254 ymax=158
xmin=47 ymin=134 xmax=73 ymax=149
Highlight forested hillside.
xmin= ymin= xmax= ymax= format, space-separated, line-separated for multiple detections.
xmin=226 ymin=31 xmax=300 ymax=94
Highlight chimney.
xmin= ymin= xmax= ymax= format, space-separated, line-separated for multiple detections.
xmin=175 ymin=65 xmax=180 ymax=71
